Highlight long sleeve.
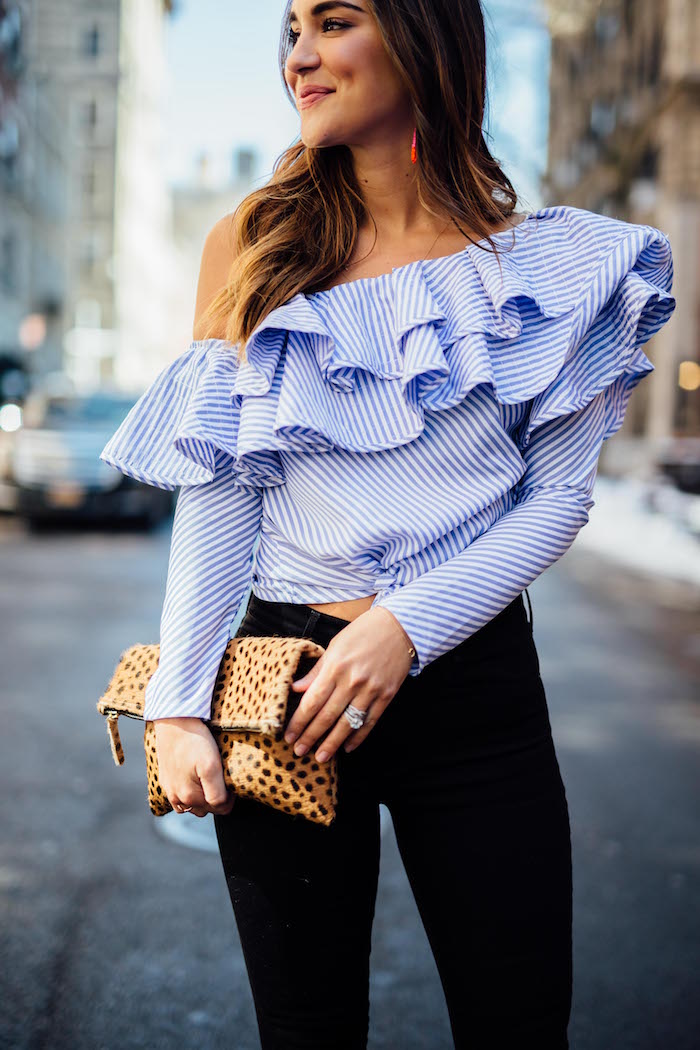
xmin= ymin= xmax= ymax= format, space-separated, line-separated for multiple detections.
xmin=98 ymin=337 xmax=269 ymax=720
xmin=371 ymin=389 xmax=608 ymax=675
xmin=371 ymin=216 xmax=676 ymax=674
xmin=143 ymin=453 xmax=262 ymax=719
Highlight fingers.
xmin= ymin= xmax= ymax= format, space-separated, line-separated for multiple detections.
xmin=342 ymin=713 xmax=377 ymax=753
xmin=289 ymin=657 xmax=323 ymax=694
xmin=284 ymin=615 xmax=410 ymax=760
xmin=288 ymin=688 xmax=385 ymax=763
xmin=170 ymin=757 xmax=235 ymax=818
xmin=157 ymin=724 xmax=236 ymax=818
xmin=284 ymin=661 xmax=388 ymax=762
xmin=198 ymin=758 xmax=236 ymax=816
xmin=316 ymin=699 xmax=382 ymax=761
xmin=172 ymin=800 xmax=208 ymax=818
xmin=284 ymin=673 xmax=336 ymax=746
xmin=170 ymin=787 xmax=235 ymax=818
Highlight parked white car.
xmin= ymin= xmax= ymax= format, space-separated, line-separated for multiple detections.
xmin=11 ymin=390 xmax=175 ymax=528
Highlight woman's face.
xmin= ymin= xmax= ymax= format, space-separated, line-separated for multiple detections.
xmin=284 ymin=1 xmax=412 ymax=152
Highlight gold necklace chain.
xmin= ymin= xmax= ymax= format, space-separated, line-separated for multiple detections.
xmin=342 ymin=217 xmax=455 ymax=274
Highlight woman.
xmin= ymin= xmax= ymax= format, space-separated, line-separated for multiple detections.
xmin=100 ymin=1 xmax=676 ymax=1047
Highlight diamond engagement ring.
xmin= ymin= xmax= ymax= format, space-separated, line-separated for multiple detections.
xmin=343 ymin=703 xmax=367 ymax=730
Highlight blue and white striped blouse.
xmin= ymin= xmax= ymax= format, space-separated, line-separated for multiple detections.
xmin=100 ymin=204 xmax=676 ymax=720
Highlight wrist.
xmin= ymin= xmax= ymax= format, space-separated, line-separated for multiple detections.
xmin=371 ymin=605 xmax=417 ymax=659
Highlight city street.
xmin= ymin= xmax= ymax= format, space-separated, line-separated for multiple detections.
xmin=0 ymin=513 xmax=698 ymax=1050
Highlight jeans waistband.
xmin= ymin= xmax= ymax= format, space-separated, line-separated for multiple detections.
xmin=243 ymin=592 xmax=356 ymax=637
xmin=239 ymin=588 xmax=532 ymax=653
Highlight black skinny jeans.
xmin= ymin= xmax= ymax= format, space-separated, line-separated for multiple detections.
xmin=214 ymin=590 xmax=573 ymax=1050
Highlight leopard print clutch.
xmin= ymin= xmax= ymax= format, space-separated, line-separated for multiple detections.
xmin=96 ymin=635 xmax=338 ymax=826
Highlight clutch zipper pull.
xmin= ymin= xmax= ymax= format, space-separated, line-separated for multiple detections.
xmin=106 ymin=710 xmax=125 ymax=766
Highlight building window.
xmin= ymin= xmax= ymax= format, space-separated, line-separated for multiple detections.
xmin=86 ymin=99 xmax=97 ymax=129
xmin=82 ymin=166 xmax=96 ymax=203
xmin=567 ymin=50 xmax=582 ymax=85
xmin=80 ymin=24 xmax=100 ymax=58
xmin=623 ymin=0 xmax=635 ymax=36
xmin=0 ymin=113 xmax=19 ymax=185
xmin=78 ymin=98 xmax=97 ymax=137
xmin=638 ymin=145 xmax=658 ymax=180
xmin=594 ymin=13 xmax=620 ymax=44
xmin=0 ymin=4 xmax=22 ymax=74
xmin=78 ymin=232 xmax=100 ymax=278
xmin=0 ymin=231 xmax=17 ymax=293
xmin=648 ymin=32 xmax=662 ymax=85
xmin=590 ymin=99 xmax=617 ymax=139
xmin=234 ymin=147 xmax=256 ymax=181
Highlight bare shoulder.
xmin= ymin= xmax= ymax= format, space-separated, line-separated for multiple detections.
xmin=192 ymin=213 xmax=239 ymax=341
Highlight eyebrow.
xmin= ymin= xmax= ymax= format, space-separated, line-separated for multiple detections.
xmin=288 ymin=2 xmax=365 ymax=24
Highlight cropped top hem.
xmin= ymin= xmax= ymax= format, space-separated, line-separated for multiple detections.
xmin=250 ymin=580 xmax=383 ymax=606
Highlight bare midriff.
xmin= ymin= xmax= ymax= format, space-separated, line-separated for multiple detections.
xmin=304 ymin=594 xmax=378 ymax=622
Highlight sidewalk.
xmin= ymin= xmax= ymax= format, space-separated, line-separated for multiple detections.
xmin=575 ymin=475 xmax=700 ymax=590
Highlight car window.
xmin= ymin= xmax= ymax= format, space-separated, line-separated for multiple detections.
xmin=27 ymin=394 xmax=135 ymax=429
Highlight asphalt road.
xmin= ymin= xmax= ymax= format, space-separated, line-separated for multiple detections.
xmin=0 ymin=513 xmax=698 ymax=1050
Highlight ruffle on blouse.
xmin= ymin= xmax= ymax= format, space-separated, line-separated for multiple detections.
xmin=99 ymin=339 xmax=285 ymax=488
xmin=99 ymin=205 xmax=676 ymax=489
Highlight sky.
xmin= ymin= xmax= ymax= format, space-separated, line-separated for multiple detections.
xmin=162 ymin=0 xmax=550 ymax=211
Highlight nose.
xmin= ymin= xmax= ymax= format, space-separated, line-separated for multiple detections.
xmin=285 ymin=37 xmax=322 ymax=81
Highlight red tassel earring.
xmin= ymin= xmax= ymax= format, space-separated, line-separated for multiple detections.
xmin=411 ymin=126 xmax=417 ymax=164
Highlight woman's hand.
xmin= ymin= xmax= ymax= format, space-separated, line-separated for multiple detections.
xmin=284 ymin=606 xmax=415 ymax=763
xmin=153 ymin=717 xmax=236 ymax=818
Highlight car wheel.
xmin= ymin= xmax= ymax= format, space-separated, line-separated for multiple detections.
xmin=25 ymin=515 xmax=50 ymax=533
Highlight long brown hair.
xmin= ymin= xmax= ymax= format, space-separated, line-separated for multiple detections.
xmin=198 ymin=0 xmax=524 ymax=359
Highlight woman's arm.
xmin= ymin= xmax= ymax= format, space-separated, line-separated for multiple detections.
xmin=143 ymin=465 xmax=262 ymax=719
xmin=140 ymin=448 xmax=261 ymax=815
xmin=146 ymin=463 xmax=259 ymax=815
xmin=144 ymin=213 xmax=261 ymax=720
xmin=99 ymin=215 xmax=259 ymax=816
xmin=371 ymin=390 xmax=607 ymax=673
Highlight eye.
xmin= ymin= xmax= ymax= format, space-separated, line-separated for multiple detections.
xmin=287 ymin=18 xmax=349 ymax=44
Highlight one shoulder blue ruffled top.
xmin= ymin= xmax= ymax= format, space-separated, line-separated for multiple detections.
xmin=100 ymin=204 xmax=676 ymax=719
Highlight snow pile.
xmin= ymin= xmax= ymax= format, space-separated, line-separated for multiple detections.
xmin=574 ymin=475 xmax=700 ymax=589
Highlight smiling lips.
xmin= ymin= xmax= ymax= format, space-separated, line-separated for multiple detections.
xmin=299 ymin=90 xmax=334 ymax=109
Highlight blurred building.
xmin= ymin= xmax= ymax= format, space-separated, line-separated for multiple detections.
xmin=0 ymin=0 xmax=178 ymax=396
xmin=543 ymin=0 xmax=700 ymax=472
xmin=109 ymin=0 xmax=180 ymax=390
xmin=29 ymin=0 xmax=123 ymax=390
xmin=169 ymin=146 xmax=262 ymax=350
xmin=0 ymin=0 xmax=68 ymax=385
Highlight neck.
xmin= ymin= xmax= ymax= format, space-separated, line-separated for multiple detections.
xmin=348 ymin=139 xmax=448 ymax=240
